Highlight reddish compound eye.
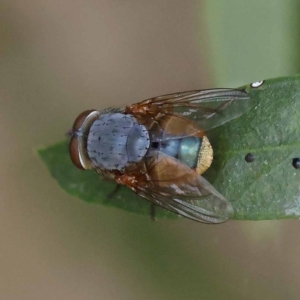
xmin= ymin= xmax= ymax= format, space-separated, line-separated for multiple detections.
xmin=69 ymin=135 xmax=85 ymax=170
xmin=69 ymin=109 xmax=100 ymax=170
xmin=72 ymin=110 xmax=98 ymax=131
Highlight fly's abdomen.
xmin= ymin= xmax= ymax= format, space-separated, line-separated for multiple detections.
xmin=157 ymin=136 xmax=213 ymax=175
xmin=178 ymin=136 xmax=201 ymax=169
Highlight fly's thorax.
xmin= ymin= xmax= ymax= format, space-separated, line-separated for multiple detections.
xmin=69 ymin=110 xmax=150 ymax=171
xmin=87 ymin=113 xmax=150 ymax=171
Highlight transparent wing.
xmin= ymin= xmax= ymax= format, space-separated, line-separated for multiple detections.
xmin=130 ymin=88 xmax=251 ymax=131
xmin=130 ymin=152 xmax=233 ymax=223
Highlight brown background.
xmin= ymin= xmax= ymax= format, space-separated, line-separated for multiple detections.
xmin=1 ymin=1 xmax=300 ymax=299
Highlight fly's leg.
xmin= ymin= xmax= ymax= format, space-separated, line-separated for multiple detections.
xmin=107 ymin=184 xmax=121 ymax=199
xmin=115 ymin=173 xmax=156 ymax=220
xmin=150 ymin=203 xmax=157 ymax=221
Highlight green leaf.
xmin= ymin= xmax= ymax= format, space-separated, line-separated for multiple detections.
xmin=39 ymin=75 xmax=300 ymax=220
xmin=205 ymin=75 xmax=300 ymax=220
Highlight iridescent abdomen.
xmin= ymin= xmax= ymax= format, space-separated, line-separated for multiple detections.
xmin=157 ymin=135 xmax=213 ymax=175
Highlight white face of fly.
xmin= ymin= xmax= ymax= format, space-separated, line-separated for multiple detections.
xmin=87 ymin=113 xmax=150 ymax=171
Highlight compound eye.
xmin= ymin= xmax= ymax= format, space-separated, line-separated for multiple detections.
xmin=72 ymin=109 xmax=98 ymax=131
xmin=69 ymin=135 xmax=85 ymax=170
xmin=69 ymin=109 xmax=100 ymax=170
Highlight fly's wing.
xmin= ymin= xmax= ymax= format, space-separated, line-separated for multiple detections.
xmin=131 ymin=152 xmax=233 ymax=223
xmin=130 ymin=89 xmax=251 ymax=131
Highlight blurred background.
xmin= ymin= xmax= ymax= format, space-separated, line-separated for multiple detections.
xmin=1 ymin=0 xmax=300 ymax=299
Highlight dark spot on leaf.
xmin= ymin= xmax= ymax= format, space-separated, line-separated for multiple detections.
xmin=292 ymin=158 xmax=300 ymax=169
xmin=245 ymin=153 xmax=255 ymax=163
